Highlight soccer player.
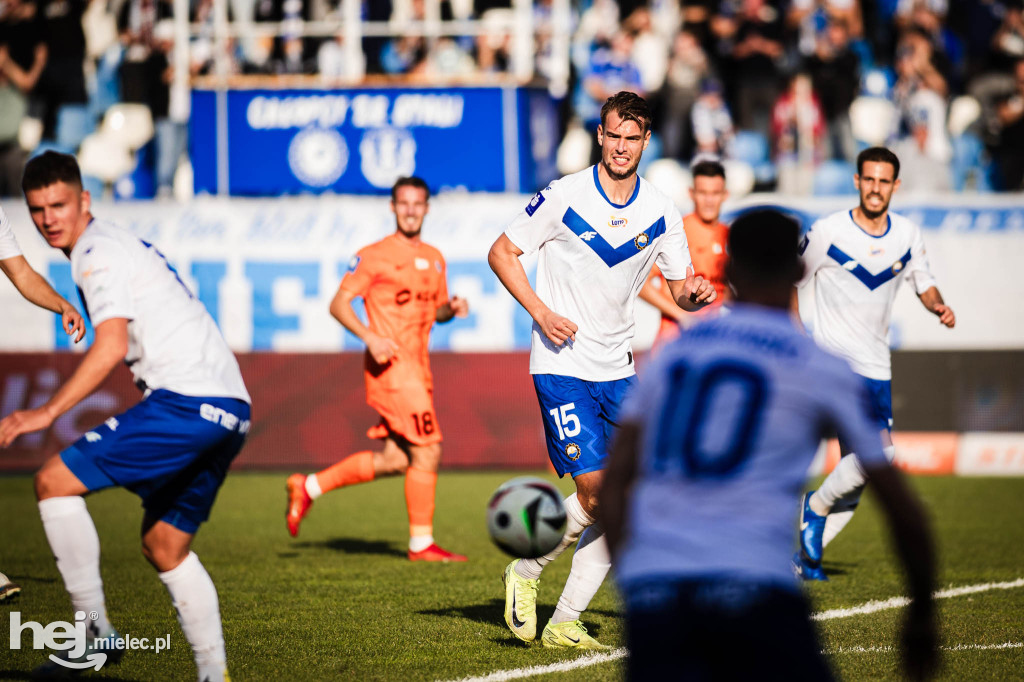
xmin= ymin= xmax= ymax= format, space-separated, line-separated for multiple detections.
xmin=0 ymin=151 xmax=251 ymax=681
xmin=602 ymin=209 xmax=938 ymax=680
xmin=285 ymin=176 xmax=469 ymax=562
xmin=638 ymin=159 xmax=730 ymax=348
xmin=793 ymin=146 xmax=955 ymax=581
xmin=488 ymin=91 xmax=715 ymax=649
xmin=1 ymin=202 xmax=87 ymax=604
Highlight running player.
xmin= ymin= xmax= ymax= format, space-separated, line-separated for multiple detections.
xmin=1 ymin=202 xmax=86 ymax=603
xmin=639 ymin=159 xmax=730 ymax=349
xmin=602 ymin=209 xmax=937 ymax=680
xmin=286 ymin=176 xmax=469 ymax=562
xmin=0 ymin=151 xmax=251 ymax=681
xmin=793 ymin=146 xmax=955 ymax=581
xmin=488 ymin=91 xmax=715 ymax=649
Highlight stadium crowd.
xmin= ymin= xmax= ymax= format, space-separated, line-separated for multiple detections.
xmin=2 ymin=0 xmax=1024 ymax=196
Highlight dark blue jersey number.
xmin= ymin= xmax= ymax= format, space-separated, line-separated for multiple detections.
xmin=654 ymin=360 xmax=769 ymax=478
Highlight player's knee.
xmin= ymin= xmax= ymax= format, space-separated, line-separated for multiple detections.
xmin=140 ymin=537 xmax=189 ymax=572
xmin=34 ymin=466 xmax=65 ymax=501
xmin=577 ymin=490 xmax=601 ymax=518
xmin=410 ymin=444 xmax=441 ymax=471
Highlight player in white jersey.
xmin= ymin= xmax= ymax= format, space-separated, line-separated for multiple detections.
xmin=793 ymin=147 xmax=955 ymax=581
xmin=0 ymin=204 xmax=86 ymax=603
xmin=0 ymin=152 xmax=251 ymax=681
xmin=602 ymin=210 xmax=938 ymax=680
xmin=488 ymin=92 xmax=716 ymax=649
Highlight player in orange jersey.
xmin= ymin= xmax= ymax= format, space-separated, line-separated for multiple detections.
xmin=285 ymin=177 xmax=470 ymax=562
xmin=639 ymin=160 xmax=730 ymax=350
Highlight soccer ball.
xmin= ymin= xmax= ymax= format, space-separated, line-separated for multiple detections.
xmin=486 ymin=477 xmax=567 ymax=558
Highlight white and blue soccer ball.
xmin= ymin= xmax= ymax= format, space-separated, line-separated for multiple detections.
xmin=486 ymin=477 xmax=567 ymax=559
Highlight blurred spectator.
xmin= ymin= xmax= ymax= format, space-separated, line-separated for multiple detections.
xmin=423 ymin=37 xmax=475 ymax=79
xmin=729 ymin=0 xmax=786 ymax=138
xmin=35 ymin=0 xmax=88 ymax=141
xmin=994 ymin=58 xmax=1024 ymax=189
xmin=0 ymin=0 xmax=47 ymax=196
xmin=624 ymin=7 xmax=668 ymax=96
xmin=380 ymin=0 xmax=429 ymax=75
xmin=893 ymin=87 xmax=953 ymax=192
xmin=806 ymin=16 xmax=859 ymax=160
xmin=152 ymin=19 xmax=194 ymax=197
xmin=317 ymin=33 xmax=366 ymax=81
xmin=899 ymin=0 xmax=964 ymax=92
xmin=990 ymin=1 xmax=1024 ymax=73
xmin=680 ymin=0 xmax=716 ymax=47
xmin=579 ymin=29 xmax=644 ymax=161
xmin=476 ymin=7 xmax=512 ymax=75
xmin=661 ymin=29 xmax=712 ymax=160
xmin=253 ymin=0 xmax=316 ymax=74
xmin=118 ymin=0 xmax=172 ymax=107
xmin=893 ymin=26 xmax=949 ymax=113
xmin=691 ymin=77 xmax=734 ymax=157
xmin=772 ymin=71 xmax=825 ymax=193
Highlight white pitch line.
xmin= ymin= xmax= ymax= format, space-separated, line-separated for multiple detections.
xmin=829 ymin=642 xmax=1024 ymax=654
xmin=812 ymin=577 xmax=1024 ymax=621
xmin=447 ymin=578 xmax=1024 ymax=682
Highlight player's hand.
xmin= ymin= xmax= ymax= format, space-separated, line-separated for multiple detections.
xmin=900 ymin=601 xmax=939 ymax=681
xmin=365 ymin=334 xmax=399 ymax=365
xmin=0 ymin=407 xmax=54 ymax=448
xmin=449 ymin=296 xmax=469 ymax=318
xmin=538 ymin=310 xmax=578 ymax=346
xmin=61 ymin=306 xmax=86 ymax=343
xmin=932 ymin=304 xmax=955 ymax=328
xmin=683 ymin=265 xmax=717 ymax=305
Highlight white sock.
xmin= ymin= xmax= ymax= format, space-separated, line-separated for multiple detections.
xmin=158 ymin=552 xmax=227 ymax=681
xmin=818 ymin=445 xmax=894 ymax=547
xmin=305 ymin=474 xmax=323 ymax=500
xmin=409 ymin=535 xmax=433 ymax=553
xmin=551 ymin=525 xmax=610 ymax=624
xmin=38 ymin=497 xmax=112 ymax=637
xmin=815 ymin=453 xmax=868 ymax=509
xmin=515 ymin=493 xmax=593 ymax=581
xmin=822 ymin=510 xmax=856 ymax=548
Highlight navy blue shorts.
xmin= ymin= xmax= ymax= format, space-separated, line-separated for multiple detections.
xmin=532 ymin=374 xmax=637 ymax=477
xmin=861 ymin=377 xmax=893 ymax=432
xmin=61 ymin=390 xmax=250 ymax=534
xmin=622 ymin=576 xmax=833 ymax=681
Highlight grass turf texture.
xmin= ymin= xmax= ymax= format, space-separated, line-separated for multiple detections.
xmin=1 ymin=473 xmax=1022 ymax=681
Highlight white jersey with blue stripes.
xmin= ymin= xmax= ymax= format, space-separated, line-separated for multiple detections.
xmin=71 ymin=219 xmax=250 ymax=403
xmin=505 ymin=166 xmax=692 ymax=381
xmin=616 ymin=304 xmax=889 ymax=588
xmin=0 ymin=206 xmax=23 ymax=260
xmin=798 ymin=209 xmax=937 ymax=380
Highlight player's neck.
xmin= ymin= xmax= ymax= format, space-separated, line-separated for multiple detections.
xmin=851 ymin=207 xmax=888 ymax=236
xmin=689 ymin=213 xmax=719 ymax=229
xmin=596 ymin=163 xmax=638 ymax=205
xmin=394 ymin=230 xmax=422 ymax=245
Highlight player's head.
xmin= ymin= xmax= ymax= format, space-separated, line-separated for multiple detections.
xmin=689 ymin=160 xmax=727 ymax=224
xmin=21 ymin=151 xmax=91 ymax=253
xmin=597 ymin=91 xmax=652 ymax=181
xmin=391 ymin=176 xmax=430 ymax=238
xmin=725 ymin=209 xmax=803 ymax=309
xmin=855 ymin=147 xmax=901 ymax=220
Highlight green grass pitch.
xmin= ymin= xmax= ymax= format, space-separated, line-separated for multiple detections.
xmin=1 ymin=472 xmax=1022 ymax=681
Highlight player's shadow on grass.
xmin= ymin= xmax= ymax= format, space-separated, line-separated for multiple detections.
xmin=295 ymin=536 xmax=407 ymax=558
xmin=418 ymin=598 xmax=619 ymax=630
xmin=0 ymin=671 xmax=147 ymax=682
xmin=821 ymin=561 xmax=853 ymax=577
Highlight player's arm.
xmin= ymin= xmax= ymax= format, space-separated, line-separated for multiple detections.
xmin=638 ymin=277 xmax=685 ymax=321
xmin=0 ymin=317 xmax=127 ymax=447
xmin=0 ymin=255 xmax=86 ymax=342
xmin=435 ymin=296 xmax=468 ymax=323
xmin=666 ymin=265 xmax=717 ymax=312
xmin=328 ymin=286 xmax=398 ymax=364
xmin=600 ymin=420 xmax=641 ymax=561
xmin=487 ymin=233 xmax=578 ymax=346
xmin=917 ymin=286 xmax=955 ymax=328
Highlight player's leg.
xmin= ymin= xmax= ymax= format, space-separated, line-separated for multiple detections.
xmin=143 ymin=519 xmax=228 ymax=682
xmin=821 ymin=430 xmax=895 ymax=547
xmin=403 ymin=439 xmax=465 ymax=561
xmin=0 ymin=571 xmax=21 ymax=601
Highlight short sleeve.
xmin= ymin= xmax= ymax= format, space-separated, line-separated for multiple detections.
xmin=73 ymin=237 xmax=134 ymax=325
xmin=340 ymin=248 xmax=373 ymax=297
xmin=0 ymin=206 xmax=23 ymax=260
xmin=504 ymin=183 xmax=564 ymax=255
xmin=797 ymin=219 xmax=830 ymax=288
xmin=655 ymin=207 xmax=692 ymax=281
xmin=905 ymin=223 xmax=938 ymax=295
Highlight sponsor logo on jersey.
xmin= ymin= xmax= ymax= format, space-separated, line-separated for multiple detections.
xmin=634 ymin=232 xmax=650 ymax=250
xmin=842 ymin=260 xmax=859 ymax=271
xmin=414 ymin=257 xmax=429 ymax=270
xmin=580 ymin=231 xmax=598 ymax=241
xmin=565 ymin=443 xmax=581 ymax=461
xmin=347 ymin=255 xmax=361 ymax=273
xmin=712 ymin=242 xmax=723 ymax=254
xmin=891 ymin=260 xmax=904 ymax=274
xmin=608 ymin=216 xmax=627 ymax=228
xmin=525 ymin=191 xmax=546 ymax=216
xmin=870 ymin=247 xmax=885 ymax=256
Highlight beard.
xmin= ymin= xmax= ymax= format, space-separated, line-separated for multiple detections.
xmin=601 ymin=154 xmax=640 ymax=181
xmin=860 ymin=194 xmax=889 ymax=219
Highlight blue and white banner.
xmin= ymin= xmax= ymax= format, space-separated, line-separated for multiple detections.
xmin=190 ymin=86 xmax=559 ymax=196
xmin=1 ymin=194 xmax=1022 ymax=352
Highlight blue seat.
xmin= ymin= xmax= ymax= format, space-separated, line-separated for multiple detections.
xmin=813 ymin=160 xmax=857 ymax=196
xmin=729 ymin=130 xmax=775 ymax=185
xmin=55 ymin=105 xmax=96 ymax=151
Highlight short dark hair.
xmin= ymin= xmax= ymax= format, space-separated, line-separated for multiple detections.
xmin=856 ymin=146 xmax=900 ymax=179
xmin=22 ymin=151 xmax=83 ymax=194
xmin=600 ymin=91 xmax=652 ymax=133
xmin=727 ymin=209 xmax=801 ymax=283
xmin=391 ymin=176 xmax=430 ymax=202
xmin=691 ymin=159 xmax=726 ymax=181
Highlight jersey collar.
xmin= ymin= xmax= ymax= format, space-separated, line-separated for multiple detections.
xmin=848 ymin=210 xmax=891 ymax=239
xmin=592 ymin=165 xmax=640 ymax=209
